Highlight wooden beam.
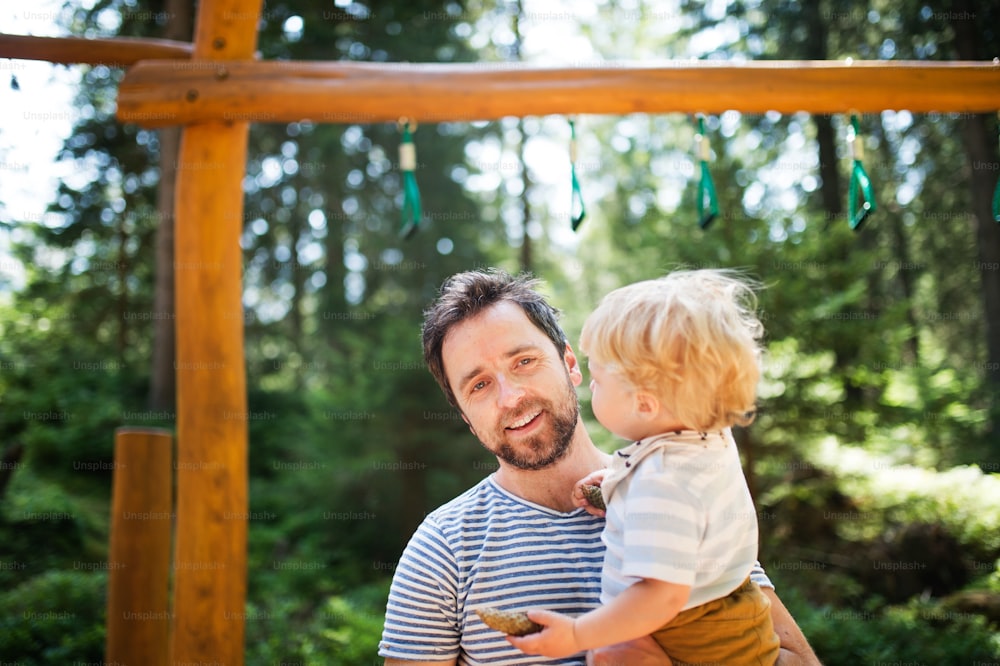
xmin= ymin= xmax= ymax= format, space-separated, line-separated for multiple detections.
xmin=105 ymin=428 xmax=173 ymax=666
xmin=0 ymin=33 xmax=191 ymax=66
xmin=170 ymin=2 xmax=260 ymax=665
xmin=117 ymin=59 xmax=1000 ymax=127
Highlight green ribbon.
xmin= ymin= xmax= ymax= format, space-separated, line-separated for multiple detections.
xmin=569 ymin=119 xmax=586 ymax=231
xmin=993 ymin=174 xmax=1000 ymax=224
xmin=695 ymin=116 xmax=719 ymax=229
xmin=993 ymin=117 xmax=1000 ymax=224
xmin=848 ymin=114 xmax=876 ymax=231
xmin=399 ymin=121 xmax=421 ymax=239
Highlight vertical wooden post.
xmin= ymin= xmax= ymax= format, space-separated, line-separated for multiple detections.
xmin=170 ymin=1 xmax=261 ymax=664
xmin=106 ymin=427 xmax=173 ymax=666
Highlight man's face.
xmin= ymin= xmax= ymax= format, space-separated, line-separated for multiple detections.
xmin=441 ymin=301 xmax=582 ymax=470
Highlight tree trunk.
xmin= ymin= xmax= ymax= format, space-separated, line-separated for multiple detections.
xmin=149 ymin=124 xmax=179 ymax=412
xmin=950 ymin=0 xmax=1000 ymax=445
xmin=887 ymin=203 xmax=920 ymax=363
xmin=118 ymin=213 xmax=128 ymax=358
xmin=961 ymin=115 xmax=1000 ymax=436
xmin=320 ymin=195 xmax=348 ymax=350
xmin=148 ymin=0 xmax=192 ymax=412
xmin=289 ymin=212 xmax=305 ymax=390
xmin=815 ymin=115 xmax=842 ymax=225
xmin=805 ymin=1 xmax=864 ymax=406
xmin=876 ymin=118 xmax=920 ymax=363
xmin=513 ymin=2 xmax=532 ymax=274
xmin=804 ymin=5 xmax=841 ymax=226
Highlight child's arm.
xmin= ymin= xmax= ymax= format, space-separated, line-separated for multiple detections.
xmin=507 ymin=578 xmax=690 ymax=659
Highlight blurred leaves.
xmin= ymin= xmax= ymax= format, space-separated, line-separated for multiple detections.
xmin=0 ymin=571 xmax=107 ymax=665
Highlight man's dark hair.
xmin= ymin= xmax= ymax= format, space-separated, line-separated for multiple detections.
xmin=422 ymin=269 xmax=568 ymax=408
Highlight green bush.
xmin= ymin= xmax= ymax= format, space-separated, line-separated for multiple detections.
xmin=245 ymin=578 xmax=390 ymax=666
xmin=781 ymin=586 xmax=1000 ymax=665
xmin=811 ymin=438 xmax=1000 ymax=558
xmin=0 ymin=570 xmax=107 ymax=665
xmin=0 ymin=466 xmax=104 ymax=588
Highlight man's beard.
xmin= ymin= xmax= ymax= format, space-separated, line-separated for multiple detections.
xmin=472 ymin=378 xmax=580 ymax=471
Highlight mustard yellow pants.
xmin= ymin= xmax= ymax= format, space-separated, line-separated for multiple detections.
xmin=650 ymin=577 xmax=780 ymax=666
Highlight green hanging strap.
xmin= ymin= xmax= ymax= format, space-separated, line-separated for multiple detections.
xmin=847 ymin=114 xmax=876 ymax=230
xmin=695 ymin=115 xmax=719 ymax=229
xmin=993 ymin=113 xmax=1000 ymax=224
xmin=569 ymin=118 xmax=586 ymax=231
xmin=398 ymin=119 xmax=422 ymax=239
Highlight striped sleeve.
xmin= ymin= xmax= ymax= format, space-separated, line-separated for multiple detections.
xmin=379 ymin=516 xmax=462 ymax=661
xmin=751 ymin=561 xmax=773 ymax=589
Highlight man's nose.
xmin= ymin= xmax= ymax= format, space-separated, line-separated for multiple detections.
xmin=495 ymin=373 xmax=526 ymax=408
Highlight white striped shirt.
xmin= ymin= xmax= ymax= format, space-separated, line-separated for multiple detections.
xmin=379 ymin=472 xmax=771 ymax=664
xmin=600 ymin=429 xmax=760 ymax=610
xmin=379 ymin=475 xmax=603 ymax=664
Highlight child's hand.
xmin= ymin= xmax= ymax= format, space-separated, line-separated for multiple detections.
xmin=572 ymin=469 xmax=608 ymax=516
xmin=506 ymin=609 xmax=582 ymax=658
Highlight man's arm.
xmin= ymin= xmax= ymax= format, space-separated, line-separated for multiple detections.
xmin=379 ymin=517 xmax=463 ymax=664
xmin=763 ymin=587 xmax=823 ymax=666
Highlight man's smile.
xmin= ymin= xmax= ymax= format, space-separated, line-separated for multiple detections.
xmin=505 ymin=410 xmax=542 ymax=431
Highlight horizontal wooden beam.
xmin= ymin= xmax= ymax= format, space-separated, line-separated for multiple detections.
xmin=0 ymin=33 xmax=192 ymax=66
xmin=116 ymin=59 xmax=1000 ymax=127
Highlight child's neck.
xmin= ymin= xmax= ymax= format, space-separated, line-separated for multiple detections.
xmin=633 ymin=413 xmax=691 ymax=441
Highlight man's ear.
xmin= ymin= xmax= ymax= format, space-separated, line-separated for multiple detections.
xmin=562 ymin=343 xmax=584 ymax=387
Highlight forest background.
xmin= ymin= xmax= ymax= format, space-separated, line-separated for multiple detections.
xmin=1 ymin=0 xmax=999 ymax=663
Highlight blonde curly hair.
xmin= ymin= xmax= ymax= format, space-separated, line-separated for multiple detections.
xmin=580 ymin=269 xmax=764 ymax=432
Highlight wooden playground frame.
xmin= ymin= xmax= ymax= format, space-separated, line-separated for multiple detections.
xmin=2 ymin=1 xmax=999 ymax=663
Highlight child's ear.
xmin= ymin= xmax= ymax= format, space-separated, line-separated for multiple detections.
xmin=634 ymin=391 xmax=659 ymax=418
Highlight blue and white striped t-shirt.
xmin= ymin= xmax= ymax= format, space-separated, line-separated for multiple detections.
xmin=378 ymin=472 xmax=773 ymax=665
xmin=378 ymin=475 xmax=604 ymax=665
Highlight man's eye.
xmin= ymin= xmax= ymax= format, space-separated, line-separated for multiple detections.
xmin=472 ymin=381 xmax=487 ymax=392
xmin=518 ymin=357 xmax=533 ymax=366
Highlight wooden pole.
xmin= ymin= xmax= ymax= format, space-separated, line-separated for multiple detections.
xmin=170 ymin=2 xmax=260 ymax=665
xmin=116 ymin=59 xmax=1000 ymax=127
xmin=0 ymin=33 xmax=192 ymax=65
xmin=105 ymin=427 xmax=173 ymax=666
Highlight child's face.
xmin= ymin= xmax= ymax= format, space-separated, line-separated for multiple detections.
xmin=587 ymin=359 xmax=645 ymax=441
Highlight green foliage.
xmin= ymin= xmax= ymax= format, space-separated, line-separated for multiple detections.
xmin=779 ymin=586 xmax=1000 ymax=665
xmin=811 ymin=439 xmax=1000 ymax=557
xmin=244 ymin=580 xmax=390 ymax=666
xmin=0 ymin=571 xmax=107 ymax=665
xmin=0 ymin=300 xmax=139 ymax=494
xmin=0 ymin=463 xmax=107 ymax=587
